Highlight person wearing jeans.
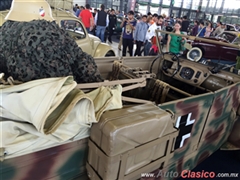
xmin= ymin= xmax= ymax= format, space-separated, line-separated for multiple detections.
xmin=133 ymin=15 xmax=148 ymax=56
xmin=94 ymin=4 xmax=109 ymax=42
xmin=144 ymin=15 xmax=163 ymax=56
xmin=120 ymin=10 xmax=136 ymax=56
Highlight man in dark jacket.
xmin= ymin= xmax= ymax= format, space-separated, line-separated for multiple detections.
xmin=181 ymin=16 xmax=190 ymax=35
xmin=95 ymin=4 xmax=109 ymax=42
xmin=108 ymin=9 xmax=117 ymax=43
xmin=191 ymin=20 xmax=199 ymax=36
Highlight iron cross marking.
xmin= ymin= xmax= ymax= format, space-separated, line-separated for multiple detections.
xmin=174 ymin=113 xmax=195 ymax=150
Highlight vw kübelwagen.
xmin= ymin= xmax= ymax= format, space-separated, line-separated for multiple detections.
xmin=1 ymin=47 xmax=240 ymax=180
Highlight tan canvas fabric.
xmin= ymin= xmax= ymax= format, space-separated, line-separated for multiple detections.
xmin=87 ymin=85 xmax=122 ymax=121
xmin=0 ymin=76 xmax=122 ymax=159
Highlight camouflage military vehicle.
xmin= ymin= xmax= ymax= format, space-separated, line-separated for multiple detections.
xmin=1 ymin=46 xmax=240 ymax=180
xmin=1 ymin=1 xmax=240 ymax=180
xmin=0 ymin=0 xmax=115 ymax=57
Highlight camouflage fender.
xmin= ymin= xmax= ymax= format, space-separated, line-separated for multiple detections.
xmin=157 ymin=92 xmax=214 ymax=180
xmin=0 ymin=139 xmax=89 ymax=180
xmin=198 ymin=82 xmax=240 ymax=152
xmin=227 ymin=118 xmax=240 ymax=148
xmin=93 ymin=43 xmax=115 ymax=57
xmin=148 ymin=82 xmax=240 ymax=180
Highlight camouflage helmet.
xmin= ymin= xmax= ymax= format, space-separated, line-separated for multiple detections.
xmin=5 ymin=0 xmax=54 ymax=22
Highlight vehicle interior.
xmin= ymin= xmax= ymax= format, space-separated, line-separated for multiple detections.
xmin=60 ymin=19 xmax=86 ymax=39
xmin=94 ymin=51 xmax=240 ymax=106
xmin=218 ymin=32 xmax=237 ymax=43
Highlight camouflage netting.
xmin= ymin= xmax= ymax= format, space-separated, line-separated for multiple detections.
xmin=0 ymin=20 xmax=103 ymax=83
xmin=0 ymin=0 xmax=12 ymax=11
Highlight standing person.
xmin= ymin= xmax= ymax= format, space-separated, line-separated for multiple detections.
xmin=108 ymin=9 xmax=117 ymax=43
xmin=144 ymin=15 xmax=164 ymax=56
xmin=197 ymin=22 xmax=206 ymax=37
xmin=120 ymin=10 xmax=137 ymax=56
xmin=75 ymin=6 xmax=84 ymax=18
xmin=95 ymin=4 xmax=109 ymax=42
xmin=92 ymin=8 xmax=98 ymax=18
xmin=216 ymin=21 xmax=221 ymax=27
xmin=150 ymin=13 xmax=158 ymax=25
xmin=73 ymin=4 xmax=78 ymax=12
xmin=133 ymin=15 xmax=148 ymax=56
xmin=91 ymin=9 xmax=98 ymax=35
xmin=191 ymin=20 xmax=199 ymax=36
xmin=166 ymin=22 xmax=186 ymax=54
xmin=79 ymin=4 xmax=94 ymax=33
xmin=115 ymin=10 xmax=120 ymax=16
xmin=212 ymin=22 xmax=225 ymax=36
xmin=181 ymin=16 xmax=189 ymax=35
xmin=204 ymin=22 xmax=213 ymax=37
xmin=147 ymin=16 xmax=153 ymax=27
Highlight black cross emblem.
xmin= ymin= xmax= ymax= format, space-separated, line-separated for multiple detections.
xmin=174 ymin=113 xmax=195 ymax=150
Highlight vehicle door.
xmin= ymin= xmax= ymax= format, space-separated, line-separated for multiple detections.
xmin=59 ymin=19 xmax=93 ymax=55
xmin=218 ymin=33 xmax=238 ymax=62
xmin=193 ymin=39 xmax=219 ymax=60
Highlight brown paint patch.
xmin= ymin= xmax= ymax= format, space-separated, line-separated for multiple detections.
xmin=176 ymin=101 xmax=199 ymax=121
xmin=205 ymin=124 xmax=224 ymax=143
xmin=228 ymin=86 xmax=240 ymax=111
xmin=212 ymin=95 xmax=224 ymax=118
xmin=177 ymin=157 xmax=184 ymax=176
xmin=24 ymin=145 xmax=65 ymax=180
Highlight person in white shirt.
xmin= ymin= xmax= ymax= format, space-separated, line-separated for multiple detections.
xmin=144 ymin=15 xmax=164 ymax=56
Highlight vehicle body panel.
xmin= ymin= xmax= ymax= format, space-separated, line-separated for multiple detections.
xmin=192 ymin=39 xmax=219 ymax=59
xmin=1 ymin=139 xmax=89 ymax=180
xmin=1 ymin=56 xmax=240 ymax=180
xmin=220 ymin=46 xmax=239 ymax=63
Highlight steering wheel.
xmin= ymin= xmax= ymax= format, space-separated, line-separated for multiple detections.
xmin=162 ymin=52 xmax=181 ymax=77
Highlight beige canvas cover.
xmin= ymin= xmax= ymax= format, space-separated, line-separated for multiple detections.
xmin=0 ymin=76 xmax=122 ymax=159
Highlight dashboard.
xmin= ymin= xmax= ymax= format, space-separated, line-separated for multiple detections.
xmin=161 ymin=54 xmax=240 ymax=91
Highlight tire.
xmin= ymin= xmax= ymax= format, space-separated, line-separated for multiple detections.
xmin=187 ymin=47 xmax=203 ymax=62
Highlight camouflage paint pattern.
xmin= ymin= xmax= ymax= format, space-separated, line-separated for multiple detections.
xmin=1 ymin=54 xmax=240 ymax=180
xmin=0 ymin=139 xmax=88 ymax=180
xmin=142 ymin=82 xmax=240 ymax=180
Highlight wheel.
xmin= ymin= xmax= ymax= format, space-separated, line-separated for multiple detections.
xmin=187 ymin=47 xmax=203 ymax=62
xmin=105 ymin=51 xmax=115 ymax=57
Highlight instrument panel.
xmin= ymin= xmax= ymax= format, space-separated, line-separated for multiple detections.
xmin=161 ymin=54 xmax=240 ymax=91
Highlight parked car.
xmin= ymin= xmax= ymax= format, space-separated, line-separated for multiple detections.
xmin=186 ymin=31 xmax=240 ymax=64
xmin=225 ymin=24 xmax=238 ymax=32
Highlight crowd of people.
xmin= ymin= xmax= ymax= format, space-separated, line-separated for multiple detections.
xmin=73 ymin=4 xmax=229 ymax=57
